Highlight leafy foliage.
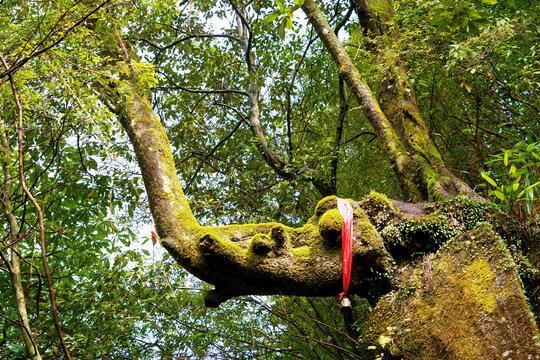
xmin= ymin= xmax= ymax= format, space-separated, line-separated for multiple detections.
xmin=480 ymin=140 xmax=539 ymax=217
xmin=0 ymin=0 xmax=538 ymax=358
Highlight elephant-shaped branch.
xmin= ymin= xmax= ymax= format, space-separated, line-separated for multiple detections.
xmin=161 ymin=194 xmax=445 ymax=307
xmin=114 ymin=64 xmax=498 ymax=308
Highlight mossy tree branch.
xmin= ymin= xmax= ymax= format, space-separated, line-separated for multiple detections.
xmin=99 ymin=28 xmax=391 ymax=306
xmin=116 ymin=78 xmax=395 ymax=305
xmin=97 ymin=15 xmax=488 ymax=308
xmin=301 ymin=0 xmax=479 ymax=201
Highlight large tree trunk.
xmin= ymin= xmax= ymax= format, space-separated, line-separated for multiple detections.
xmin=359 ymin=226 xmax=540 ymax=359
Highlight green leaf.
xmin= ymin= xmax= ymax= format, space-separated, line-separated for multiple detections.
xmin=524 ymin=181 xmax=539 ymax=191
xmin=481 ymin=172 xmax=497 ymax=187
xmin=492 ymin=190 xmax=505 ymax=200
xmin=503 ymin=150 xmax=509 ymax=166
xmin=285 ymin=15 xmax=293 ymax=30
xmin=482 ymin=0 xmax=498 ymax=4
xmin=432 ymin=13 xmax=451 ymax=28
xmin=263 ymin=12 xmax=280 ymax=23
xmin=278 ymin=18 xmax=286 ymax=39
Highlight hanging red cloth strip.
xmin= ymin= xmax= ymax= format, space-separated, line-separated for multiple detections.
xmin=337 ymin=198 xmax=353 ymax=300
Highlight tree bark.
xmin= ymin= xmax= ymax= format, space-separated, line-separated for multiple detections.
xmin=0 ymin=116 xmax=42 ymax=360
xmin=359 ymin=226 xmax=540 ymax=359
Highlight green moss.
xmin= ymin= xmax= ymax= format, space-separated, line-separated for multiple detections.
xmin=291 ymin=223 xmax=322 ymax=247
xmin=318 ymin=208 xmax=343 ymax=243
xmin=424 ymin=195 xmax=501 ymax=231
xmin=382 ymin=214 xmax=460 ymax=258
xmin=291 ymin=246 xmax=314 ymax=257
xmin=354 ymin=206 xmax=386 ymax=248
xmin=359 ymin=191 xmax=399 ymax=230
xmin=368 ymin=0 xmax=394 ymax=22
xmin=250 ymin=234 xmax=273 ymax=255
xmin=358 ymin=227 xmax=540 ymax=359
xmin=198 ymin=231 xmax=247 ymax=264
xmin=314 ymin=196 xmax=337 ymax=216
xmin=463 ymin=259 xmax=498 ymax=313
xmin=363 ymin=191 xmax=394 ymax=208
xmin=423 ymin=167 xmax=446 ymax=202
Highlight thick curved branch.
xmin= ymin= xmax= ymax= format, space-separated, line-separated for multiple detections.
xmin=101 ymin=32 xmax=396 ymax=306
xmin=115 ymin=71 xmax=393 ymax=305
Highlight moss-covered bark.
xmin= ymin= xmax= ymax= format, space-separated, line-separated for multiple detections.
xmin=358 ymin=226 xmax=540 ymax=359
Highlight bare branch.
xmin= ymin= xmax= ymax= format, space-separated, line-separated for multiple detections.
xmin=286 ymin=34 xmax=317 ymax=161
xmin=140 ymin=33 xmax=242 ymax=52
xmin=331 ymin=77 xmax=349 ymax=194
xmin=157 ymin=71 xmax=249 ymax=97
xmin=185 ymin=117 xmax=245 ymax=190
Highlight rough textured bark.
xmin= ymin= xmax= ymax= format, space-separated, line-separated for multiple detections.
xmin=359 ymin=226 xmax=540 ymax=359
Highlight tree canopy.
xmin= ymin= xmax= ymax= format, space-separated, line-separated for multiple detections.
xmin=0 ymin=0 xmax=538 ymax=358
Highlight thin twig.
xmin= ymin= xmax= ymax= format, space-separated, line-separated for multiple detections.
xmin=331 ymin=76 xmax=349 ymax=194
xmin=286 ymin=34 xmax=317 ymax=161
xmin=185 ymin=116 xmax=244 ymax=190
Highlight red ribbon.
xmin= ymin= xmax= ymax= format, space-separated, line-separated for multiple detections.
xmin=337 ymin=198 xmax=353 ymax=300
